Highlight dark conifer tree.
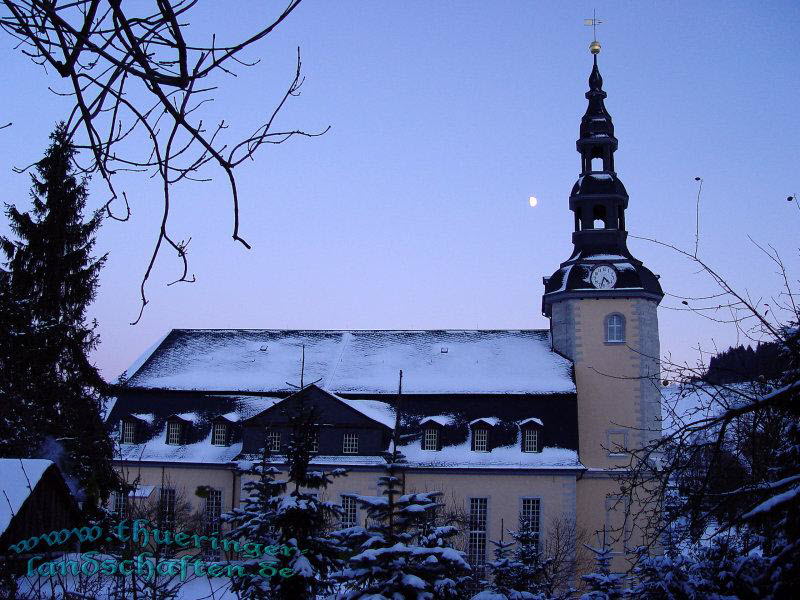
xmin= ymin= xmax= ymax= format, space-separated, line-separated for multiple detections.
xmin=335 ymin=448 xmax=471 ymax=598
xmin=269 ymin=397 xmax=348 ymax=599
xmin=0 ymin=123 xmax=115 ymax=508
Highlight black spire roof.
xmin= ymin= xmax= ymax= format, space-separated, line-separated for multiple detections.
xmin=542 ymin=53 xmax=663 ymax=316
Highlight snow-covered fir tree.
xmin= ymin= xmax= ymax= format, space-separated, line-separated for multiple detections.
xmin=0 ymin=123 xmax=115 ymax=510
xmin=335 ymin=446 xmax=471 ymax=598
xmin=580 ymin=532 xmax=624 ymax=600
xmin=264 ymin=395 xmax=349 ymax=599
xmin=222 ymin=393 xmax=348 ymax=599
xmin=223 ymin=444 xmax=287 ymax=599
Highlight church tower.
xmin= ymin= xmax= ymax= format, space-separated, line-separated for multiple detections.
xmin=542 ymin=44 xmax=663 ymax=552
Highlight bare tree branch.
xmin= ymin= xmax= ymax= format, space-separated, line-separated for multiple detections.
xmin=0 ymin=1 xmax=327 ymax=321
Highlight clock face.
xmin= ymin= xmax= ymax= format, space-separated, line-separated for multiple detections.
xmin=590 ymin=265 xmax=617 ymax=289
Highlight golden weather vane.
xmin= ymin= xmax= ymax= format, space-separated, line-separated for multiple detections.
xmin=584 ymin=10 xmax=604 ymax=54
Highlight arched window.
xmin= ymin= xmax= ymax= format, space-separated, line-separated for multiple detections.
xmin=605 ymin=313 xmax=625 ymax=343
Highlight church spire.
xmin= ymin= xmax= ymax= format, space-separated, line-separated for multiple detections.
xmin=542 ymin=48 xmax=663 ymax=317
xmin=568 ymin=51 xmax=628 ymax=255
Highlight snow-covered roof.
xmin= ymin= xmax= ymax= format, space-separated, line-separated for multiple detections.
xmin=0 ymin=459 xmax=54 ymax=534
xmin=129 ymin=485 xmax=154 ymax=498
xmin=338 ymin=398 xmax=396 ymax=429
xmin=469 ymin=417 xmax=500 ymax=427
xmin=130 ymin=413 xmax=154 ymax=424
xmin=125 ymin=329 xmax=575 ymax=395
xmin=518 ymin=417 xmax=544 ymax=427
xmin=169 ymin=412 xmax=200 ymax=423
xmin=420 ymin=415 xmax=456 ymax=427
xmin=117 ymin=432 xmax=243 ymax=465
xmin=399 ymin=444 xmax=580 ymax=470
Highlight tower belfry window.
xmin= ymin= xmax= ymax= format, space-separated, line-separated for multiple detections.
xmin=591 ymin=157 xmax=603 ymax=172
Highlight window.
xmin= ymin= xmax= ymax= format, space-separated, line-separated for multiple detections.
xmin=309 ymin=431 xmax=319 ymax=454
xmin=467 ymin=498 xmax=488 ymax=571
xmin=341 ymin=496 xmax=357 ymax=528
xmin=121 ymin=420 xmax=136 ymax=444
xmin=343 ymin=432 xmax=359 ymax=454
xmin=422 ymin=427 xmax=439 ymax=451
xmin=203 ymin=488 xmax=223 ymax=559
xmin=205 ymin=489 xmax=222 ymax=530
xmin=608 ymin=431 xmax=627 ymax=455
xmin=166 ymin=421 xmax=183 ymax=445
xmin=522 ymin=428 xmax=540 ymax=453
xmin=112 ymin=491 xmax=128 ymax=517
xmin=211 ymin=423 xmax=228 ymax=446
xmin=472 ymin=427 xmax=488 ymax=452
xmin=266 ymin=430 xmax=282 ymax=453
xmin=605 ymin=314 xmax=625 ymax=343
xmin=159 ymin=488 xmax=176 ymax=529
xmin=520 ymin=498 xmax=541 ymax=547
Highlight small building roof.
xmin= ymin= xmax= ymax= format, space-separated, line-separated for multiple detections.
xmin=0 ymin=459 xmax=55 ymax=535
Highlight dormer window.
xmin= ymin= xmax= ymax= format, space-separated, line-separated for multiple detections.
xmin=470 ymin=418 xmax=497 ymax=452
xmin=166 ymin=421 xmax=183 ymax=445
xmin=523 ymin=428 xmax=540 ymax=453
xmin=472 ymin=427 xmax=489 ymax=452
xmin=211 ymin=422 xmax=229 ymax=446
xmin=422 ymin=427 xmax=439 ymax=451
xmin=120 ymin=420 xmax=137 ymax=444
xmin=519 ymin=418 xmax=543 ymax=453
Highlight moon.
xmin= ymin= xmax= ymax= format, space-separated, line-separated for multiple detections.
xmin=528 ymin=195 xmax=538 ymax=207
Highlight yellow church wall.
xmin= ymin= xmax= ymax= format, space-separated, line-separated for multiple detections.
xmin=113 ymin=463 xmax=579 ymax=569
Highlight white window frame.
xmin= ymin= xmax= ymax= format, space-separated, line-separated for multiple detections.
xmin=121 ymin=420 xmax=136 ymax=444
xmin=605 ymin=313 xmax=626 ymax=343
xmin=112 ymin=491 xmax=128 ymax=516
xmin=522 ymin=427 xmax=540 ymax=453
xmin=422 ymin=427 xmax=439 ymax=451
xmin=204 ymin=488 xmax=223 ymax=530
xmin=342 ymin=432 xmax=359 ymax=454
xmin=519 ymin=497 xmax=542 ymax=547
xmin=467 ymin=497 xmax=488 ymax=571
xmin=472 ymin=427 xmax=488 ymax=452
xmin=211 ymin=423 xmax=228 ymax=446
xmin=166 ymin=421 xmax=182 ymax=445
xmin=309 ymin=431 xmax=319 ymax=454
xmin=159 ymin=487 xmax=176 ymax=529
xmin=266 ymin=430 xmax=282 ymax=453
xmin=341 ymin=495 xmax=358 ymax=528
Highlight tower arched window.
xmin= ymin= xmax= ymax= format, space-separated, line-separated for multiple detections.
xmin=605 ymin=313 xmax=625 ymax=343
xmin=592 ymin=204 xmax=606 ymax=229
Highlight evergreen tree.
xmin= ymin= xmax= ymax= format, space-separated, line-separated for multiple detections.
xmin=579 ymin=533 xmax=624 ymax=600
xmin=335 ymin=447 xmax=471 ymax=599
xmin=0 ymin=123 xmax=115 ymax=509
xmin=473 ymin=519 xmax=558 ymax=600
xmin=223 ymin=446 xmax=286 ymax=599
xmin=223 ymin=395 xmax=348 ymax=599
xmin=625 ymin=546 xmax=710 ymax=600
xmin=510 ymin=519 xmax=551 ymax=597
xmin=268 ymin=397 xmax=349 ymax=599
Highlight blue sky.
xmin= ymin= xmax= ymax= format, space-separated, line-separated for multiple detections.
xmin=1 ymin=1 xmax=798 ymax=379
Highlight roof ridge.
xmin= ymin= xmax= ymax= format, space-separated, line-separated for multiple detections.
xmin=323 ymin=331 xmax=351 ymax=389
xmin=168 ymin=328 xmax=551 ymax=333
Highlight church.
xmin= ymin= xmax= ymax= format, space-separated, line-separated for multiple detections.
xmin=107 ymin=44 xmax=664 ymax=578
